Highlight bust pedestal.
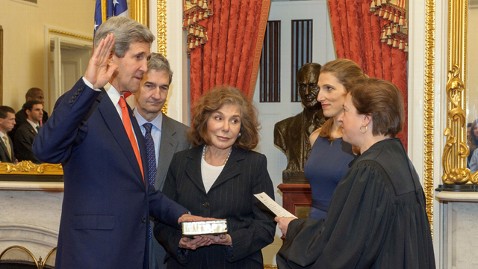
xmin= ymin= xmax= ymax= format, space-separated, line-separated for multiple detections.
xmin=277 ymin=183 xmax=311 ymax=218
xmin=436 ymin=191 xmax=478 ymax=268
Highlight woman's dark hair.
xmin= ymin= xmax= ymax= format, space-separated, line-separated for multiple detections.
xmin=349 ymin=78 xmax=404 ymax=137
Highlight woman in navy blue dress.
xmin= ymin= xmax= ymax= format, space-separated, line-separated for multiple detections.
xmin=305 ymin=59 xmax=366 ymax=220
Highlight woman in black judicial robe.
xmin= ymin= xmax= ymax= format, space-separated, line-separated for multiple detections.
xmin=275 ymin=78 xmax=436 ymax=269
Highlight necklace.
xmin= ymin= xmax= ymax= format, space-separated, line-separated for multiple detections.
xmin=202 ymin=145 xmax=232 ymax=166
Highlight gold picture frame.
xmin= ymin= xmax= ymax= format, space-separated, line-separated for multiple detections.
xmin=441 ymin=0 xmax=472 ymax=185
xmin=422 ymin=0 xmax=436 ymax=226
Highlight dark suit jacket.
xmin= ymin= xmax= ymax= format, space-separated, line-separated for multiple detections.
xmin=14 ymin=123 xmax=40 ymax=163
xmin=0 ymin=134 xmax=16 ymax=162
xmin=9 ymin=108 xmax=48 ymax=140
xmin=155 ymin=146 xmax=276 ymax=269
xmin=33 ymin=78 xmax=188 ymax=269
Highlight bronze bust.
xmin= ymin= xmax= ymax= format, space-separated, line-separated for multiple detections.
xmin=274 ymin=63 xmax=324 ymax=183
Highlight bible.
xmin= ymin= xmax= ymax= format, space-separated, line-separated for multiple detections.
xmin=181 ymin=219 xmax=228 ymax=237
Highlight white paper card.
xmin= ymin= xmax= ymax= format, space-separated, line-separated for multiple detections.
xmin=254 ymin=192 xmax=297 ymax=218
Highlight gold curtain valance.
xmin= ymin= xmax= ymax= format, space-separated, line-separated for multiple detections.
xmin=370 ymin=0 xmax=408 ymax=51
xmin=183 ymin=0 xmax=213 ymax=53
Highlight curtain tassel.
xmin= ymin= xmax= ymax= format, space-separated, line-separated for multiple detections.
xmin=392 ymin=39 xmax=398 ymax=48
xmin=386 ymin=26 xmax=392 ymax=36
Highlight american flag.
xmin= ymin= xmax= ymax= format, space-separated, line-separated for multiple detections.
xmin=94 ymin=0 xmax=128 ymax=32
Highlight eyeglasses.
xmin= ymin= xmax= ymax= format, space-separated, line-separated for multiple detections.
xmin=298 ymin=84 xmax=319 ymax=92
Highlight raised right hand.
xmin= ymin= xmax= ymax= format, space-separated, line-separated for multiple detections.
xmin=84 ymin=33 xmax=117 ymax=89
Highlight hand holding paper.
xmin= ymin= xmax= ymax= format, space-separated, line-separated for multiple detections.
xmin=254 ymin=192 xmax=296 ymax=218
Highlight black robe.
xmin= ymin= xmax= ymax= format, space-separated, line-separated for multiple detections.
xmin=277 ymin=138 xmax=435 ymax=269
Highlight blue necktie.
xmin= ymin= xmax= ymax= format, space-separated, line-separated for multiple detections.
xmin=143 ymin=123 xmax=157 ymax=188
xmin=143 ymin=123 xmax=157 ymax=239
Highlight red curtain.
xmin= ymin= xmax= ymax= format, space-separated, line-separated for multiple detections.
xmin=188 ymin=0 xmax=271 ymax=106
xmin=327 ymin=0 xmax=408 ymax=147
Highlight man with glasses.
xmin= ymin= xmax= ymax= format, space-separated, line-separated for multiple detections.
xmin=274 ymin=63 xmax=324 ymax=183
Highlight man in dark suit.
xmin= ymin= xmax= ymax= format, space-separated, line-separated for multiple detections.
xmin=133 ymin=53 xmax=190 ymax=269
xmin=14 ymin=100 xmax=43 ymax=163
xmin=9 ymin=87 xmax=49 ymax=140
xmin=0 ymin=106 xmax=17 ymax=163
xmin=33 ymin=16 xmax=203 ymax=269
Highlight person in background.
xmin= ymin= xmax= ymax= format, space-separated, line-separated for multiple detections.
xmin=155 ymin=86 xmax=276 ymax=268
xmin=134 ymin=52 xmax=191 ymax=269
xmin=0 ymin=106 xmax=17 ymax=163
xmin=9 ymin=87 xmax=48 ymax=140
xmin=467 ymin=127 xmax=478 ymax=172
xmin=274 ymin=63 xmax=325 ymax=182
xmin=468 ymin=121 xmax=478 ymax=167
xmin=33 ymin=16 xmax=206 ymax=269
xmin=305 ymin=59 xmax=366 ymax=220
xmin=14 ymin=100 xmax=43 ymax=163
xmin=275 ymin=78 xmax=435 ymax=269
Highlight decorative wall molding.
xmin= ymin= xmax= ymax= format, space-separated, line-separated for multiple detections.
xmin=157 ymin=0 xmax=167 ymax=56
xmin=423 ymin=0 xmax=436 ymax=228
xmin=0 ymin=225 xmax=57 ymax=248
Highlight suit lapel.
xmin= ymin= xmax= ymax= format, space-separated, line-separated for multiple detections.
xmin=131 ymin=109 xmax=148 ymax=190
xmin=0 ymin=138 xmax=12 ymax=162
xmin=184 ymin=147 xmax=244 ymax=193
xmin=185 ymin=147 xmax=207 ymax=193
xmin=210 ymin=147 xmax=243 ymax=190
xmin=9 ymin=136 xmax=15 ymax=162
xmin=156 ymin=116 xmax=179 ymax=190
xmin=26 ymin=124 xmax=36 ymax=137
xmin=97 ymin=91 xmax=144 ymax=187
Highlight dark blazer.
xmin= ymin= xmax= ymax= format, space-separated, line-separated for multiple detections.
xmin=0 ymin=134 xmax=16 ymax=163
xmin=33 ymin=78 xmax=188 ymax=269
xmin=150 ymin=114 xmax=190 ymax=268
xmin=13 ymin=123 xmax=40 ymax=163
xmin=155 ymin=146 xmax=276 ymax=269
xmin=9 ymin=108 xmax=48 ymax=140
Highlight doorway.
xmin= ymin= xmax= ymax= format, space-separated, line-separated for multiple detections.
xmin=47 ymin=29 xmax=91 ymax=111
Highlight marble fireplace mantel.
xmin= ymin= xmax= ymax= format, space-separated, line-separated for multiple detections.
xmin=436 ymin=191 xmax=478 ymax=269
xmin=0 ymin=182 xmax=63 ymax=263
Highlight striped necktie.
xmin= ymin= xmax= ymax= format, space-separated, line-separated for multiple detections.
xmin=143 ymin=123 xmax=157 ymax=188
xmin=143 ymin=123 xmax=157 ymax=239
